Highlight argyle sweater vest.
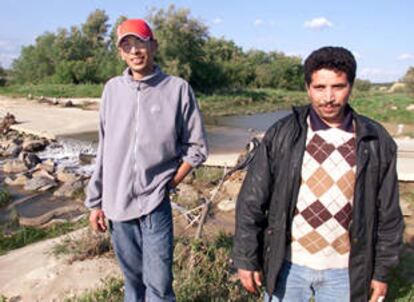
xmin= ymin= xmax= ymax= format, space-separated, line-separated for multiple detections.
xmin=286 ymin=118 xmax=356 ymax=269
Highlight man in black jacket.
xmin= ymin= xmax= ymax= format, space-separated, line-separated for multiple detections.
xmin=232 ymin=46 xmax=403 ymax=302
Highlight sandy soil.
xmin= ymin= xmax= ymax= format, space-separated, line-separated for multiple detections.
xmin=0 ymin=228 xmax=121 ymax=301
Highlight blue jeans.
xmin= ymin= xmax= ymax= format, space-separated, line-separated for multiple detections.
xmin=265 ymin=261 xmax=350 ymax=302
xmin=110 ymin=197 xmax=176 ymax=302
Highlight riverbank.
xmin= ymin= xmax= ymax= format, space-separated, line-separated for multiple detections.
xmin=1 ymin=86 xmax=413 ymax=122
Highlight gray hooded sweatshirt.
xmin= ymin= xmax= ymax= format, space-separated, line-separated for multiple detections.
xmin=85 ymin=66 xmax=208 ymax=221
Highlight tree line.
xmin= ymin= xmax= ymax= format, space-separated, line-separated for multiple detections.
xmin=7 ymin=6 xmax=304 ymax=93
xmin=3 ymin=5 xmax=413 ymax=93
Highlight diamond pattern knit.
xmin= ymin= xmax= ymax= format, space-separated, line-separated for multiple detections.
xmin=287 ymin=118 xmax=356 ymax=270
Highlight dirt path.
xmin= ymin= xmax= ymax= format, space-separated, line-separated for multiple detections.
xmin=0 ymin=228 xmax=121 ymax=301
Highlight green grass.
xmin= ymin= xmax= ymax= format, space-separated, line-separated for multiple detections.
xmin=66 ymin=234 xmax=259 ymax=302
xmin=0 ymin=188 xmax=11 ymax=208
xmin=0 ymin=218 xmax=88 ymax=256
xmin=0 ymin=83 xmax=103 ymax=98
xmin=351 ymin=91 xmax=414 ymax=124
xmin=64 ymin=278 xmax=124 ymax=302
xmin=199 ymin=88 xmax=308 ymax=116
xmin=387 ymin=249 xmax=414 ymax=301
xmin=193 ymin=166 xmax=225 ymax=184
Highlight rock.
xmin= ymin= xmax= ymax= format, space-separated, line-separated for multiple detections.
xmin=19 ymin=152 xmax=41 ymax=169
xmin=176 ymin=183 xmax=200 ymax=207
xmin=24 ymin=176 xmax=57 ymax=191
xmin=217 ymin=198 xmax=236 ymax=212
xmin=222 ymin=179 xmax=242 ymax=197
xmin=56 ymin=167 xmax=79 ymax=183
xmin=406 ymin=104 xmax=414 ymax=111
xmin=52 ymin=97 xmax=59 ymax=105
xmin=79 ymin=153 xmax=95 ymax=165
xmin=390 ymin=105 xmax=398 ymax=110
xmin=35 ymin=159 xmax=55 ymax=173
xmin=3 ymin=159 xmax=28 ymax=173
xmin=401 ymin=198 xmax=414 ymax=217
xmin=32 ymin=169 xmax=55 ymax=181
xmin=27 ymin=93 xmax=33 ymax=100
xmin=5 ymin=174 xmax=30 ymax=186
xmin=64 ymin=100 xmax=74 ymax=107
xmin=404 ymin=225 xmax=414 ymax=248
xmin=4 ymin=143 xmax=22 ymax=157
xmin=0 ymin=113 xmax=16 ymax=134
xmin=22 ymin=139 xmax=47 ymax=152
xmin=53 ymin=179 xmax=84 ymax=198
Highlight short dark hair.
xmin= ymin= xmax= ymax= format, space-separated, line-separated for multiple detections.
xmin=304 ymin=46 xmax=357 ymax=86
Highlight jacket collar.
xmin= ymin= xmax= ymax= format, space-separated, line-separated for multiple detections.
xmin=292 ymin=104 xmax=379 ymax=143
xmin=122 ymin=65 xmax=166 ymax=89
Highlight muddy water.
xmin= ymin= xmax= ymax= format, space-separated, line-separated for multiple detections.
xmin=58 ymin=110 xmax=292 ymax=155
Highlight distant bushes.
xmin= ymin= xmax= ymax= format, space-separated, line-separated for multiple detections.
xmin=10 ymin=6 xmax=305 ymax=93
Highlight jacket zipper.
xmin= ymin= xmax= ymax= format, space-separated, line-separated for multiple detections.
xmin=133 ymin=85 xmax=141 ymax=196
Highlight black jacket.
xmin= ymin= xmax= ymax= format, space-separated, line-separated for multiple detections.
xmin=232 ymin=105 xmax=404 ymax=301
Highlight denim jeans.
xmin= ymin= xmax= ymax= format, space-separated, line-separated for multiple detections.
xmin=265 ymin=261 xmax=350 ymax=302
xmin=110 ymin=197 xmax=176 ymax=302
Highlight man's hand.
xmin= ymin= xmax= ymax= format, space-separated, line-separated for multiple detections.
xmin=369 ymin=280 xmax=388 ymax=302
xmin=238 ymin=268 xmax=262 ymax=294
xmin=89 ymin=209 xmax=107 ymax=232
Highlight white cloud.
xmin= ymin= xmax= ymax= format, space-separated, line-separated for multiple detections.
xmin=398 ymin=53 xmax=414 ymax=60
xmin=304 ymin=17 xmax=334 ymax=30
xmin=212 ymin=17 xmax=223 ymax=25
xmin=0 ymin=40 xmax=17 ymax=52
xmin=0 ymin=40 xmax=20 ymax=68
xmin=359 ymin=67 xmax=401 ymax=83
xmin=0 ymin=53 xmax=19 ymax=68
xmin=254 ymin=19 xmax=264 ymax=26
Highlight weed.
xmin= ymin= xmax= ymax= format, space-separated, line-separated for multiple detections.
xmin=64 ymin=278 xmax=123 ymax=302
xmin=0 ymin=84 xmax=103 ymax=98
xmin=387 ymin=249 xmax=414 ymax=301
xmin=53 ymin=229 xmax=112 ymax=263
xmin=0 ymin=189 xmax=11 ymax=208
xmin=194 ymin=166 xmax=224 ymax=185
xmin=173 ymin=233 xmax=260 ymax=302
xmin=0 ymin=218 xmax=88 ymax=255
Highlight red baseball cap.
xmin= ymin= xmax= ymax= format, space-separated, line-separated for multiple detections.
xmin=116 ymin=19 xmax=154 ymax=46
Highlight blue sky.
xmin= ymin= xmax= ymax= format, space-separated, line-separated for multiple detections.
xmin=0 ymin=0 xmax=413 ymax=83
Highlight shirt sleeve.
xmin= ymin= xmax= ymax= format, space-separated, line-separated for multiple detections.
xmin=84 ymin=86 xmax=107 ymax=209
xmin=179 ymin=83 xmax=208 ymax=167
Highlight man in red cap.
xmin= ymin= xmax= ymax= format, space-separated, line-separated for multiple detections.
xmin=85 ymin=19 xmax=208 ymax=302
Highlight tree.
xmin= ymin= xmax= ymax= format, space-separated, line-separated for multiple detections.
xmin=403 ymin=67 xmax=414 ymax=93
xmin=354 ymin=79 xmax=372 ymax=92
xmin=0 ymin=64 xmax=6 ymax=86
xmin=82 ymin=9 xmax=109 ymax=49
xmin=148 ymin=5 xmax=209 ymax=90
xmin=12 ymin=32 xmax=57 ymax=83
xmin=9 ymin=6 xmax=306 ymax=91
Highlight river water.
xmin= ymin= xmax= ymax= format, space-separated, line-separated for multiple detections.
xmin=38 ymin=110 xmax=292 ymax=173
